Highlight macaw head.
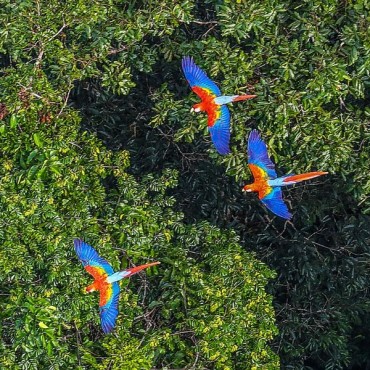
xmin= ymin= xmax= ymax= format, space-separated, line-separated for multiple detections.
xmin=86 ymin=282 xmax=97 ymax=293
xmin=242 ymin=184 xmax=256 ymax=193
xmin=190 ymin=103 xmax=203 ymax=113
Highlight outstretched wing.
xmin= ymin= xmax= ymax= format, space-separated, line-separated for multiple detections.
xmin=181 ymin=56 xmax=221 ymax=97
xmin=182 ymin=57 xmax=230 ymax=155
xmin=99 ymin=282 xmax=120 ymax=334
xmin=260 ymin=187 xmax=292 ymax=220
xmin=248 ymin=130 xmax=277 ymax=180
xmin=74 ymin=239 xmax=115 ymax=280
xmin=208 ymin=105 xmax=231 ymax=155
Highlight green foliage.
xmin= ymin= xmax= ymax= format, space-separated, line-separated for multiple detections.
xmin=1 ymin=0 xmax=369 ymax=368
xmin=61 ymin=0 xmax=369 ymax=369
xmin=0 ymin=1 xmax=279 ymax=369
xmin=0 ymin=116 xmax=278 ymax=368
xmin=152 ymin=223 xmax=278 ymax=369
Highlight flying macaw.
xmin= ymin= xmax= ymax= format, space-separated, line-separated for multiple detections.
xmin=74 ymin=239 xmax=160 ymax=334
xmin=242 ymin=130 xmax=328 ymax=220
xmin=181 ymin=56 xmax=256 ymax=155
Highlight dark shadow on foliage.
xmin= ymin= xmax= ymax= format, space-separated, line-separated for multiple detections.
xmin=69 ymin=28 xmax=370 ymax=369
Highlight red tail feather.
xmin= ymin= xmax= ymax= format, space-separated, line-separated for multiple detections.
xmin=232 ymin=94 xmax=257 ymax=102
xmin=283 ymin=172 xmax=328 ymax=183
xmin=127 ymin=261 xmax=160 ymax=276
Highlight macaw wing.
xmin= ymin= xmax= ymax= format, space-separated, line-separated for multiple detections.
xmin=248 ymin=130 xmax=277 ymax=179
xmin=182 ymin=56 xmax=221 ymax=97
xmin=248 ymin=163 xmax=269 ymax=183
xmin=74 ymin=239 xmax=115 ymax=280
xmin=208 ymin=105 xmax=231 ymax=155
xmin=260 ymin=187 xmax=292 ymax=220
xmin=99 ymin=282 xmax=120 ymax=334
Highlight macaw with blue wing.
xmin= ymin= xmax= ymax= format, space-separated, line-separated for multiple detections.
xmin=243 ymin=130 xmax=328 ymax=220
xmin=182 ymin=56 xmax=256 ymax=155
xmin=74 ymin=239 xmax=160 ymax=334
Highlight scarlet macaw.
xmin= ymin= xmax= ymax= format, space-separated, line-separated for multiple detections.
xmin=242 ymin=130 xmax=328 ymax=219
xmin=181 ymin=56 xmax=256 ymax=155
xmin=74 ymin=239 xmax=160 ymax=333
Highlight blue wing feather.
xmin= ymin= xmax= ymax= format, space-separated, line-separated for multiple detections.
xmin=73 ymin=239 xmax=115 ymax=275
xmin=100 ymin=282 xmax=120 ymax=334
xmin=261 ymin=187 xmax=292 ymax=220
xmin=248 ymin=130 xmax=277 ymax=179
xmin=209 ymin=105 xmax=231 ymax=155
xmin=182 ymin=56 xmax=221 ymax=96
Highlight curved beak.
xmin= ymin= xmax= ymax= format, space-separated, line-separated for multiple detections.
xmin=85 ymin=283 xmax=96 ymax=293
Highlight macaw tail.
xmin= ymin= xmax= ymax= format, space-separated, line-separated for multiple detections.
xmin=283 ymin=171 xmax=328 ymax=183
xmin=107 ymin=261 xmax=161 ymax=283
xmin=232 ymin=94 xmax=257 ymax=102
xmin=127 ymin=261 xmax=161 ymax=276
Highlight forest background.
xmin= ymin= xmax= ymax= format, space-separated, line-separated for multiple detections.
xmin=0 ymin=0 xmax=369 ymax=369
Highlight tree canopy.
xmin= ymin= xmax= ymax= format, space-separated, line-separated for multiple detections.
xmin=0 ymin=0 xmax=369 ymax=369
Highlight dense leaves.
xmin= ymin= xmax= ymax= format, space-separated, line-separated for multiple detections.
xmin=0 ymin=1 xmax=280 ymax=369
xmin=1 ymin=0 xmax=369 ymax=369
xmin=68 ymin=1 xmax=369 ymax=369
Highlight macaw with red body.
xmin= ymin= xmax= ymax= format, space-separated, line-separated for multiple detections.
xmin=181 ymin=56 xmax=256 ymax=155
xmin=242 ymin=130 xmax=328 ymax=220
xmin=74 ymin=239 xmax=160 ymax=334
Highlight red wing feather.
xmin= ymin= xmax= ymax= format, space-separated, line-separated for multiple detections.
xmin=85 ymin=265 xmax=109 ymax=281
xmin=192 ymin=86 xmax=216 ymax=102
xmin=248 ymin=163 xmax=269 ymax=182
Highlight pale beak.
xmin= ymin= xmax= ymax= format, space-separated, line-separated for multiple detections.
xmin=190 ymin=107 xmax=194 ymax=113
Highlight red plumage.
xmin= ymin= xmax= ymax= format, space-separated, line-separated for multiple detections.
xmin=232 ymin=94 xmax=257 ymax=102
xmin=283 ymin=172 xmax=328 ymax=183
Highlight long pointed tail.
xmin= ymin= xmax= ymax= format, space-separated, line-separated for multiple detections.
xmin=283 ymin=171 xmax=328 ymax=183
xmin=127 ymin=261 xmax=161 ymax=276
xmin=232 ymin=94 xmax=257 ymax=102
xmin=107 ymin=261 xmax=161 ymax=283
